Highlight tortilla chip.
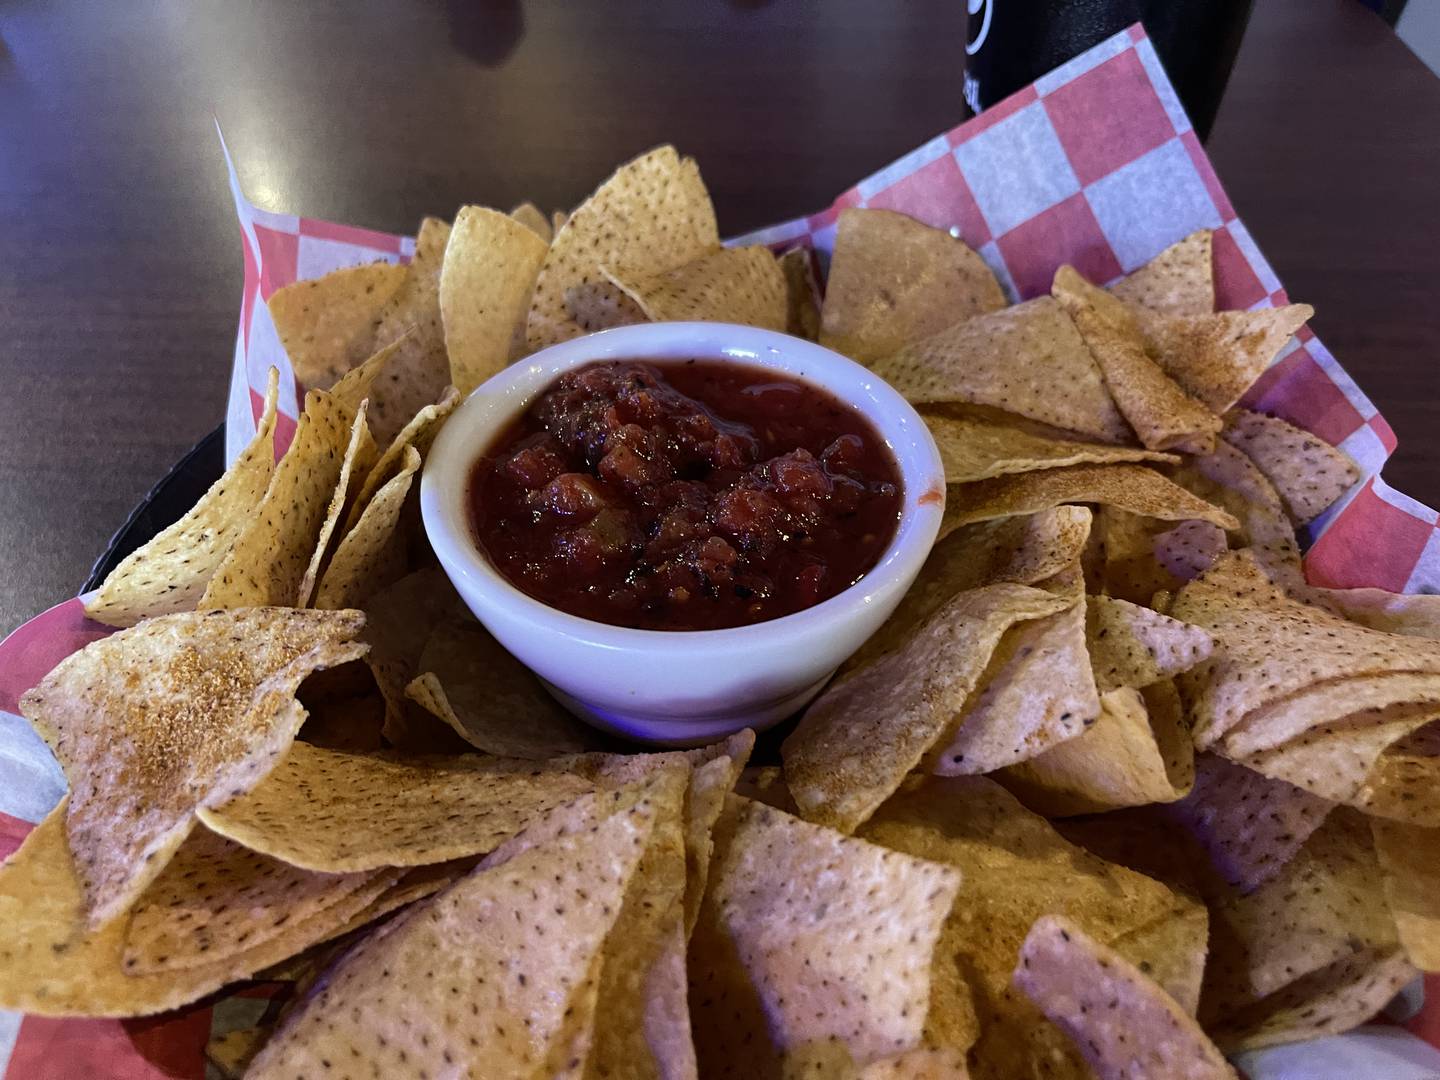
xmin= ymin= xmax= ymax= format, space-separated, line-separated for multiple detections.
xmin=1014 ymin=916 xmax=1235 ymax=1079
xmin=19 ymin=608 xmax=364 ymax=927
xmin=1222 ymin=673 xmax=1440 ymax=758
xmin=732 ymin=765 xmax=799 ymax=814
xmin=924 ymin=407 xmax=1178 ymax=484
xmin=680 ymin=730 xmax=754 ymax=937
xmin=1109 ymin=230 xmax=1214 ymax=317
xmin=1308 ymin=587 xmax=1440 ymax=640
xmin=296 ymin=401 xmax=378 ymax=608
xmin=440 ymin=205 xmax=549 ymax=395
xmin=857 ymin=1048 xmax=972 ymax=1079
xmin=1109 ymin=896 xmax=1210 ymax=1018
xmin=200 ymin=390 xmax=355 ymax=608
xmin=313 ymin=444 xmax=418 ymax=609
xmin=527 ymin=146 xmax=719 ymax=350
xmin=565 ymin=279 xmax=647 ymax=332
xmin=1087 ymin=594 xmax=1214 ymax=693
xmin=246 ymin=793 xmax=657 ymax=1079
xmin=1222 ymin=408 xmax=1359 ymax=524
xmin=510 ymin=200 xmax=553 ymax=243
xmin=0 ymin=805 xmax=399 ymax=1017
xmin=403 ymin=617 xmax=599 ymax=758
xmin=1368 ymin=818 xmax=1440 ymax=971
xmin=819 ymin=208 xmax=1006 ymax=364
xmin=364 ymin=332 xmax=451 ymax=446
xmin=1148 ymin=304 xmax=1313 ymax=415
xmin=1357 ymin=719 xmax=1440 ymax=824
xmin=84 ymin=369 xmax=281 ymax=626
xmin=1054 ymin=264 xmax=1222 ymax=451
xmin=121 ymin=825 xmax=376 ymax=974
xmin=859 ymin=776 xmax=1197 ymax=1078
xmin=1153 ymin=518 xmax=1228 ymax=584
xmin=872 ymin=297 xmax=1133 ymax=443
xmin=268 ymin=262 xmax=407 ymax=389
xmin=783 ymin=583 xmax=1070 ymax=832
xmin=929 ymin=597 xmax=1099 ymax=775
xmin=344 ymin=386 xmax=461 ymax=535
xmin=689 ymin=797 xmax=960 ymax=1072
xmin=942 ymin=463 xmax=1239 ymax=537
xmin=779 ymin=246 xmax=821 ymax=340
xmin=605 ymin=245 xmax=787 ymax=330
xmin=325 ymin=336 xmax=391 ymax=414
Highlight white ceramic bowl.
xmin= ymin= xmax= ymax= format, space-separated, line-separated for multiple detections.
xmin=421 ymin=322 xmax=944 ymax=746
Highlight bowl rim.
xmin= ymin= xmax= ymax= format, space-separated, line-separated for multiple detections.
xmin=420 ymin=321 xmax=946 ymax=652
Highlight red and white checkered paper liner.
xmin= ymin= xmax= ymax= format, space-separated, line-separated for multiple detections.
xmin=2 ymin=24 xmax=1439 ymax=1080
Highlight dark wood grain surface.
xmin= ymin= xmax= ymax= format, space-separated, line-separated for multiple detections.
xmin=1 ymin=0 xmax=1437 ymax=636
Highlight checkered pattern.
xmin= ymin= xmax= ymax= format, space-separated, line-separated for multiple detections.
xmin=1 ymin=25 xmax=1436 ymax=1079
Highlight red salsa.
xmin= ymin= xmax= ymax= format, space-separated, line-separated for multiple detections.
xmin=468 ymin=360 xmax=903 ymax=631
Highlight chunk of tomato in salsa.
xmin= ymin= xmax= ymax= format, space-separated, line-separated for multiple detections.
xmin=469 ymin=360 xmax=902 ymax=631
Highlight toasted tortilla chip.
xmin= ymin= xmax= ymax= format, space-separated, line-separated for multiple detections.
xmin=510 ymin=200 xmax=553 ymax=243
xmin=84 ymin=369 xmax=281 ymax=626
xmin=942 ymin=463 xmax=1239 ymax=537
xmin=1154 ymin=518 xmax=1228 ymax=583
xmin=1222 ymin=673 xmax=1440 ymax=758
xmin=858 ymin=1048 xmax=972 ymax=1079
xmin=313 ymin=445 xmax=418 ymax=609
xmin=1357 ymin=719 xmax=1440 ymax=824
xmin=1087 ymin=594 xmax=1214 ymax=693
xmin=297 ymin=400 xmax=378 ymax=608
xmin=1054 ymin=264 xmax=1221 ymax=451
xmin=779 ymin=245 xmax=821 ymax=340
xmin=122 ymin=825 xmax=375 ymax=974
xmin=1369 ymin=819 xmax=1440 ymax=971
xmin=783 ymin=583 xmax=1070 ymax=832
xmin=1222 ymin=408 xmax=1359 ymax=524
xmin=198 ymin=741 xmax=593 ymax=872
xmin=1308 ymin=586 xmax=1440 ymax=640
xmin=819 ymin=208 xmax=1006 ymax=364
xmin=924 ymin=407 xmax=1178 ymax=484
xmin=1148 ymin=304 xmax=1313 ymax=415
xmin=247 ymin=794 xmax=656 ymax=1079
xmin=326 ymin=336 xmax=392 ymax=415
xmin=689 ymin=797 xmax=961 ymax=1072
xmin=20 ymin=608 xmax=364 ymax=927
xmin=1014 ymin=916 xmax=1236 ymax=1080
xmin=1109 ymin=894 xmax=1210 ymax=1017
xmin=527 ymin=146 xmax=719 ymax=350
xmin=344 ymin=386 xmax=460 ymax=535
xmin=859 ymin=776 xmax=1197 ymax=1078
xmin=440 ymin=205 xmax=549 ymax=394
xmin=565 ymin=279 xmax=647 ymax=332
xmin=268 ymin=262 xmax=408 ymax=389
xmin=680 ymin=730 xmax=754 ymax=937
xmin=732 ymin=765 xmax=799 ymax=814
xmin=373 ymin=216 xmax=449 ymax=348
xmin=0 ymin=805 xmax=399 ymax=1017
xmin=1110 ymin=230 xmax=1214 ymax=317
xmin=403 ymin=617 xmax=598 ymax=758
xmin=364 ymin=332 xmax=450 ymax=446
xmin=872 ymin=296 xmax=1133 ymax=443
xmin=929 ymin=597 xmax=1099 ymax=775
xmin=605 ymin=245 xmax=787 ymax=330
xmin=1093 ymin=505 xmax=1175 ymax=603
xmin=201 ymin=390 xmax=355 ymax=608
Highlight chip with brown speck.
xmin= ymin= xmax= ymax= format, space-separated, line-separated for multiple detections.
xmin=313 ymin=443 xmax=419 ymax=610
xmin=1086 ymin=594 xmax=1214 ymax=695
xmin=297 ymin=399 xmax=379 ymax=608
xmin=268 ymin=261 xmax=408 ymax=390
xmin=605 ymin=245 xmax=788 ymax=331
xmin=1109 ymin=230 xmax=1214 ymax=317
xmin=1221 ymin=408 xmax=1360 ymax=525
xmin=1147 ymin=303 xmax=1313 ymax=416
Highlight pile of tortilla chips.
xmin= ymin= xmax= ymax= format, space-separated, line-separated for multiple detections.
xmin=7 ymin=147 xmax=1436 ymax=1078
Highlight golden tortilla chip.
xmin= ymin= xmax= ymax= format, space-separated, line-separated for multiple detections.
xmin=1153 ymin=518 xmax=1228 ymax=584
xmin=1148 ymin=304 xmax=1313 ymax=415
xmin=1357 ymin=719 xmax=1440 ymax=824
xmin=819 ymin=208 xmax=1006 ymax=364
xmin=924 ymin=407 xmax=1177 ymax=484
xmin=1222 ymin=673 xmax=1440 ymax=758
xmin=783 ymin=583 xmax=1070 ymax=832
xmin=928 ymin=597 xmax=1099 ymax=775
xmin=1087 ymin=594 xmax=1214 ymax=693
xmin=872 ymin=297 xmax=1133 ymax=443
xmin=0 ymin=805 xmax=398 ymax=1017
xmin=343 ymin=386 xmax=461 ymax=535
xmin=680 ymin=730 xmax=754 ymax=938
xmin=403 ymin=617 xmax=599 ymax=758
xmin=313 ymin=444 xmax=418 ymax=610
xmin=326 ymin=337 xmax=392 ymax=415
xmin=1109 ymin=230 xmax=1214 ymax=317
xmin=268 ymin=262 xmax=407 ymax=389
xmin=440 ymin=205 xmax=549 ymax=395
xmin=1370 ymin=818 xmax=1440 ymax=970
xmin=246 ymin=793 xmax=657 ymax=1079
xmin=198 ymin=741 xmax=593 ymax=872
xmin=297 ymin=400 xmax=378 ymax=608
xmin=857 ymin=1048 xmax=972 ymax=1079
xmin=1222 ymin=408 xmax=1359 ymax=524
xmin=510 ymin=200 xmax=554 ymax=243
xmin=779 ymin=245 xmax=821 ymax=340
xmin=689 ymin=797 xmax=961 ymax=1073
xmin=20 ymin=608 xmax=364 ymax=927
xmin=605 ymin=245 xmax=787 ymax=330
xmin=201 ymin=390 xmax=355 ymax=608
xmin=527 ymin=146 xmax=719 ymax=350
xmin=942 ymin=463 xmax=1239 ymax=537
xmin=84 ymin=369 xmax=281 ymax=626
xmin=565 ymin=279 xmax=647 ymax=332
xmin=1308 ymin=586 xmax=1440 ymax=640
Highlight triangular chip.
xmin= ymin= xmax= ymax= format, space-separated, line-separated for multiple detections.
xmin=689 ymin=797 xmax=960 ymax=1073
xmin=84 ymin=369 xmax=281 ymax=626
xmin=343 ymin=386 xmax=461 ymax=535
xmin=1148 ymin=304 xmax=1314 ymax=415
xmin=819 ymin=208 xmax=1006 ymax=364
xmin=941 ymin=463 xmax=1238 ymax=538
xmin=1013 ymin=915 xmax=1237 ymax=1080
xmin=313 ymin=444 xmax=419 ymax=609
xmin=201 ymin=389 xmax=356 ymax=608
xmin=246 ymin=793 xmax=656 ymax=1078
xmin=1370 ymin=817 xmax=1440 ymax=970
xmin=680 ymin=730 xmax=754 ymax=937
xmin=1053 ymin=264 xmax=1221 ymax=451
xmin=268 ymin=262 xmax=407 ymax=389
xmin=510 ymin=200 xmax=553 ymax=243
xmin=779 ymin=245 xmax=821 ymax=340
xmin=782 ymin=583 xmax=1070 ymax=832
xmin=605 ymin=245 xmax=787 ymax=329
xmin=1087 ymin=594 xmax=1214 ymax=694
xmin=20 ymin=608 xmax=365 ymax=926
xmin=297 ymin=400 xmax=378 ymax=607
xmin=326 ymin=335 xmax=393 ymax=415
xmin=1221 ymin=673 xmax=1440 ymax=758
xmin=565 ymin=279 xmax=647 ymax=332
xmin=1109 ymin=230 xmax=1214 ymax=316
xmin=871 ymin=296 xmax=1133 ymax=443
xmin=527 ymin=146 xmax=719 ymax=350
xmin=1357 ymin=719 xmax=1440 ymax=824
xmin=1222 ymin=408 xmax=1359 ymax=524
xmin=440 ymin=205 xmax=549 ymax=394
xmin=1154 ymin=518 xmax=1228 ymax=584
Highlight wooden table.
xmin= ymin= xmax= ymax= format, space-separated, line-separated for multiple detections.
xmin=2 ymin=0 xmax=1437 ymax=636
